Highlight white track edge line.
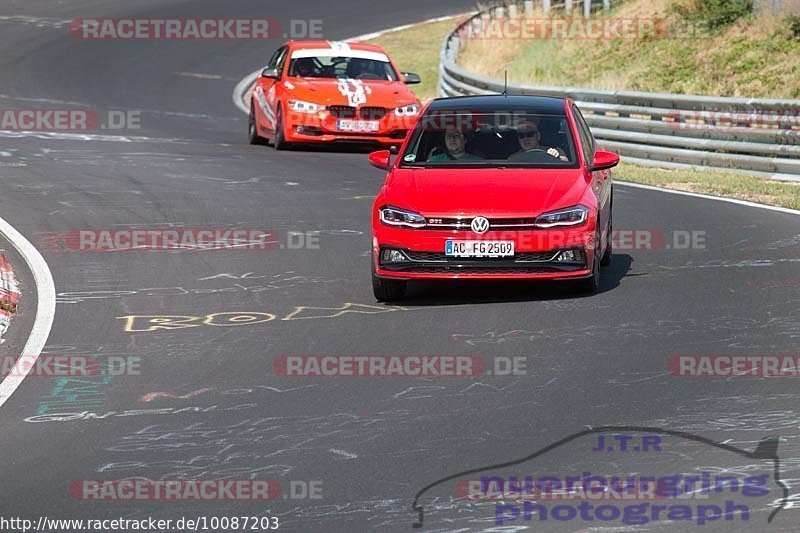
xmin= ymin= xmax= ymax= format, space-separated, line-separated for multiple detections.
xmin=617 ymin=181 xmax=800 ymax=216
xmin=233 ymin=69 xmax=262 ymax=114
xmin=0 ymin=217 xmax=56 ymax=407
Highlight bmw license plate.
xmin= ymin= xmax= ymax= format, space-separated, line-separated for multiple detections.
xmin=445 ymin=240 xmax=514 ymax=258
xmin=337 ymin=119 xmax=379 ymax=132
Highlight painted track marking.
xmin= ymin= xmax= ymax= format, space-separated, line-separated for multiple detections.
xmin=0 ymin=217 xmax=56 ymax=407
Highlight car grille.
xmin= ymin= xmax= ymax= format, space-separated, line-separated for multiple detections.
xmin=328 ymin=105 xmax=356 ymax=119
xmin=424 ymin=217 xmax=540 ymax=230
xmin=379 ymin=247 xmax=586 ymax=273
xmin=404 ymin=251 xmax=557 ymax=262
xmin=359 ymin=107 xmax=388 ymax=120
xmin=401 ymin=266 xmax=572 ymax=274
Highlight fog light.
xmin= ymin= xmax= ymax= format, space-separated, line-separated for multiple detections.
xmin=557 ymin=250 xmax=583 ymax=262
xmin=381 ymin=249 xmax=407 ymax=263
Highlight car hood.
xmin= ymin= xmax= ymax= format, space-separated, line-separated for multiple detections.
xmin=383 ymin=167 xmax=590 ymax=217
xmin=284 ymin=78 xmax=418 ymax=107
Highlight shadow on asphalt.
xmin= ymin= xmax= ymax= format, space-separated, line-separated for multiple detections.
xmin=285 ymin=143 xmax=387 ymax=154
xmin=395 ymin=254 xmax=634 ymax=306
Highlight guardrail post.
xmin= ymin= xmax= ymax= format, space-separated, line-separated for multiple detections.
xmin=508 ymin=3 xmax=519 ymax=18
xmin=495 ymin=5 xmax=505 ymax=18
xmin=524 ymin=0 xmax=534 ymax=16
xmin=584 ymin=0 xmax=592 ymax=18
xmin=470 ymin=17 xmax=482 ymax=38
xmin=448 ymin=36 xmax=460 ymax=60
xmin=565 ymin=0 xmax=573 ymax=13
xmin=543 ymin=0 xmax=551 ymax=15
xmin=604 ymin=0 xmax=611 ymax=12
xmin=480 ymin=10 xmax=491 ymax=29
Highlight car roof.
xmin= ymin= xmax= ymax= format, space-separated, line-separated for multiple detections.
xmin=426 ymin=95 xmax=569 ymax=114
xmin=287 ymin=40 xmax=386 ymax=53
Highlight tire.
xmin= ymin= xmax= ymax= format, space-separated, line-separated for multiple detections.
xmin=574 ymin=231 xmax=601 ymax=294
xmin=248 ymin=101 xmax=267 ymax=145
xmin=372 ymin=260 xmax=407 ymax=302
xmin=601 ymin=207 xmax=612 ymax=267
xmin=273 ymin=106 xmax=290 ymax=151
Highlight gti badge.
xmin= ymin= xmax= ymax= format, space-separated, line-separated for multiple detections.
xmin=471 ymin=216 xmax=490 ymax=234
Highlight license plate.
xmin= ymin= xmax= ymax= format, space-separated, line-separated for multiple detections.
xmin=337 ymin=119 xmax=379 ymax=132
xmin=445 ymin=240 xmax=514 ymax=258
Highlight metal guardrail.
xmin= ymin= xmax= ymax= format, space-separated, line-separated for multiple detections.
xmin=437 ymin=5 xmax=800 ymax=181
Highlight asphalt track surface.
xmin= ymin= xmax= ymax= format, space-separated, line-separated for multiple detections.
xmin=0 ymin=1 xmax=799 ymax=532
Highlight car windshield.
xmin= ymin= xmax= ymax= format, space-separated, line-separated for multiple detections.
xmin=400 ymin=111 xmax=578 ymax=167
xmin=288 ymin=55 xmax=398 ymax=81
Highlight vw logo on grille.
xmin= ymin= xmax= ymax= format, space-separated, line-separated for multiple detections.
xmin=470 ymin=216 xmax=490 ymax=234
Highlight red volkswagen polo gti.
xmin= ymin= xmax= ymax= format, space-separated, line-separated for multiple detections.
xmin=369 ymin=95 xmax=619 ymax=301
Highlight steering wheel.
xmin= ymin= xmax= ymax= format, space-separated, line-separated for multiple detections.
xmin=527 ymin=148 xmax=564 ymax=159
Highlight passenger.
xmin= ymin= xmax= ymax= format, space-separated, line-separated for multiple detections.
xmin=427 ymin=128 xmax=483 ymax=162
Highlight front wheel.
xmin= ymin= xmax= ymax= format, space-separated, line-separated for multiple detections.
xmin=273 ymin=106 xmax=291 ymax=151
xmin=573 ymin=231 xmax=601 ymax=294
xmin=372 ymin=261 xmax=406 ymax=302
xmin=248 ymin=101 xmax=267 ymax=145
xmin=601 ymin=215 xmax=612 ymax=266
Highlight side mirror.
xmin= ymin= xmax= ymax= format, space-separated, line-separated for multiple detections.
xmin=590 ymin=150 xmax=620 ymax=171
xmin=261 ymin=67 xmax=280 ymax=79
xmin=402 ymin=72 xmax=421 ymax=85
xmin=368 ymin=149 xmax=392 ymax=171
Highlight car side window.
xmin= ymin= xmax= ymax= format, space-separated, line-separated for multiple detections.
xmin=266 ymin=47 xmax=283 ymax=69
xmin=572 ymin=105 xmax=595 ymax=166
xmin=274 ymin=47 xmax=289 ymax=77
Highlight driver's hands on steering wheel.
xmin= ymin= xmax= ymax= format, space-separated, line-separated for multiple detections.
xmin=546 ymin=147 xmax=568 ymax=161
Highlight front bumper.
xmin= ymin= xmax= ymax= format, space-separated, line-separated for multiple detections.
xmin=284 ymin=111 xmax=411 ymax=145
xmin=375 ymin=247 xmax=591 ymax=280
xmin=372 ymin=226 xmax=597 ymax=281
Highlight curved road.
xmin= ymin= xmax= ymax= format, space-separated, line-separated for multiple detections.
xmin=0 ymin=0 xmax=799 ymax=531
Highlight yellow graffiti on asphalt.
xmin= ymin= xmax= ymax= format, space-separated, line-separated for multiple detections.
xmin=118 ymin=303 xmax=408 ymax=332
xmin=282 ymin=302 xmax=404 ymax=320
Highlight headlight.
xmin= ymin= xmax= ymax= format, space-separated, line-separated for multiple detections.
xmin=535 ymin=205 xmax=588 ymax=228
xmin=394 ymin=103 xmax=421 ymax=117
xmin=379 ymin=206 xmax=426 ymax=228
xmin=288 ymin=99 xmax=324 ymax=113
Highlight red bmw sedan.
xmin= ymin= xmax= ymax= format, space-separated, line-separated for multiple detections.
xmin=369 ymin=95 xmax=619 ymax=301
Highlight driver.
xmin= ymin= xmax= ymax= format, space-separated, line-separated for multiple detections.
xmin=427 ymin=128 xmax=483 ymax=162
xmin=294 ymin=58 xmax=317 ymax=77
xmin=508 ymin=117 xmax=567 ymax=161
xmin=346 ymin=58 xmax=370 ymax=78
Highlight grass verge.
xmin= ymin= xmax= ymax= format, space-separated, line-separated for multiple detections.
xmin=458 ymin=0 xmax=800 ymax=98
xmin=365 ymin=18 xmax=468 ymax=101
xmin=616 ymin=163 xmax=800 ymax=210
